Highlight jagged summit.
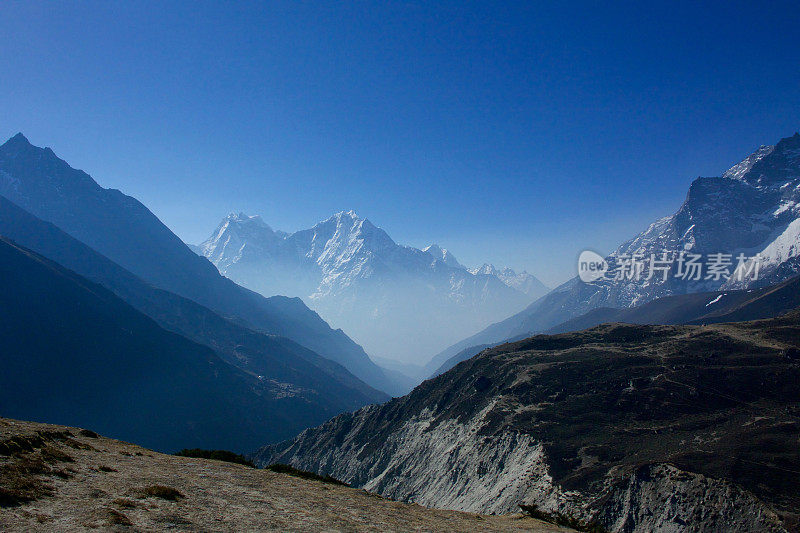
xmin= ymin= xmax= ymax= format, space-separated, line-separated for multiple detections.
xmin=722 ymin=145 xmax=775 ymax=181
xmin=200 ymin=212 xmax=279 ymax=269
xmin=334 ymin=209 xmax=360 ymax=219
xmin=423 ymin=244 xmax=464 ymax=269
xmin=0 ymin=133 xmax=102 ymax=193
xmin=316 ymin=210 xmax=381 ymax=235
xmin=228 ymin=211 xmax=264 ymax=221
xmin=2 ymin=133 xmax=57 ymax=158
xmin=469 ymin=263 xmax=549 ymax=298
xmin=214 ymin=213 xmax=273 ymax=236
xmin=314 ymin=210 xmax=365 ymax=228
xmin=4 ymin=132 xmax=30 ymax=145
xmin=470 ymin=263 xmax=499 ymax=276
xmin=323 ymin=209 xmax=364 ymax=225
xmin=723 ymin=132 xmax=800 ymax=187
xmin=223 ymin=212 xmax=272 ymax=230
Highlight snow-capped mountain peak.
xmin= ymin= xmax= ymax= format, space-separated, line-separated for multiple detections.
xmin=423 ymin=244 xmax=465 ymax=269
xmin=725 ymin=132 xmax=800 ymax=188
xmin=199 ymin=212 xmax=279 ymax=268
xmin=219 ymin=212 xmax=274 ymax=236
xmin=430 ymin=131 xmax=800 ymax=371
xmin=469 ymin=263 xmax=498 ymax=276
xmin=722 ymin=145 xmax=775 ymax=182
xmin=469 ymin=263 xmax=548 ymax=297
xmin=303 ymin=211 xmax=397 ymax=271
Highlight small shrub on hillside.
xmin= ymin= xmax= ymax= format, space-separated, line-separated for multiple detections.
xmin=519 ymin=503 xmax=608 ymax=533
xmin=105 ymin=508 xmax=133 ymax=526
xmin=112 ymin=497 xmax=139 ymax=509
xmin=139 ymin=485 xmax=184 ymax=501
xmin=39 ymin=446 xmax=74 ymax=464
xmin=174 ymin=448 xmax=255 ymax=467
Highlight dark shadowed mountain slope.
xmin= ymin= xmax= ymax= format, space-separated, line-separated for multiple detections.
xmin=0 ymin=237 xmax=351 ymax=453
xmin=431 ymin=274 xmax=800 ymax=381
xmin=257 ymin=312 xmax=800 ymax=532
xmin=547 ymin=274 xmax=800 ymax=333
xmin=430 ymin=343 xmax=492 ymax=378
xmin=0 ymin=133 xmax=399 ymax=395
xmin=429 ymin=132 xmax=800 ymax=371
xmin=0 ymin=195 xmax=386 ymax=408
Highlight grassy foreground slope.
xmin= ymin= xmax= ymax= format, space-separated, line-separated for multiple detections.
xmin=0 ymin=418 xmax=569 ymax=532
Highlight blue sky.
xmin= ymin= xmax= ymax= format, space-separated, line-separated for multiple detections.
xmin=1 ymin=1 xmax=799 ymax=286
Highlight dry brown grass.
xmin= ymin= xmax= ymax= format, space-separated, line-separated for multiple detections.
xmin=0 ymin=456 xmax=54 ymax=507
xmin=104 ymin=508 xmax=132 ymax=526
xmin=39 ymin=446 xmax=74 ymax=464
xmin=110 ymin=497 xmax=139 ymax=509
xmin=137 ymin=485 xmax=184 ymax=501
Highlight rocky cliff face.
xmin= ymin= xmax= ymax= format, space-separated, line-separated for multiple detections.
xmin=595 ymin=464 xmax=785 ymax=533
xmin=256 ymin=312 xmax=800 ymax=532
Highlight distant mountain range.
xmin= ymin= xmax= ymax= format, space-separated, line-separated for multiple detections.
xmin=428 ymin=132 xmax=800 ymax=371
xmin=257 ymin=310 xmax=800 ymax=531
xmin=197 ymin=210 xmax=548 ymax=365
xmin=0 ymin=133 xmax=402 ymax=396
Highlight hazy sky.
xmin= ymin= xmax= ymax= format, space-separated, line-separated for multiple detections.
xmin=1 ymin=1 xmax=799 ymax=286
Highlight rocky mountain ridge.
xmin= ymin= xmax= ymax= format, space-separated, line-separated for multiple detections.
xmin=0 ymin=236 xmax=305 ymax=452
xmin=0 ymin=195 xmax=386 ymax=411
